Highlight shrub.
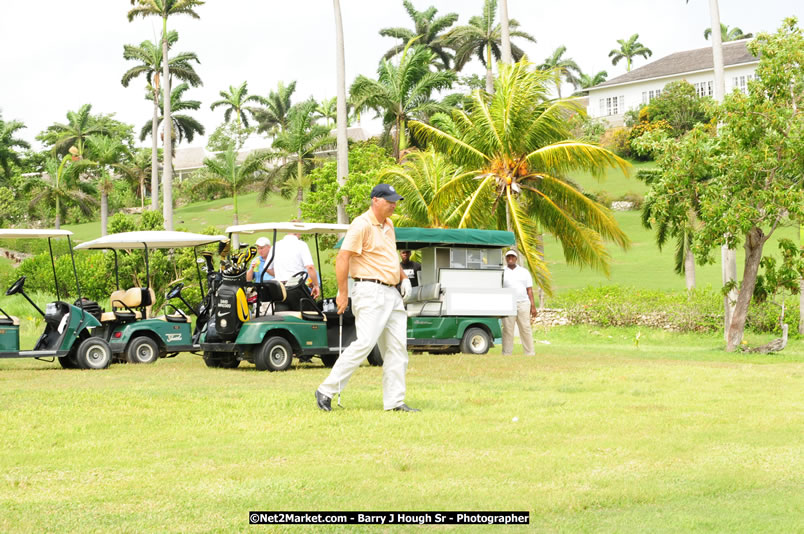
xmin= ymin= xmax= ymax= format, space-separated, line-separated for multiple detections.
xmin=599 ymin=127 xmax=632 ymax=158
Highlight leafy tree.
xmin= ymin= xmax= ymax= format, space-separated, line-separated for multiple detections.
xmin=37 ymin=104 xmax=108 ymax=157
xmin=379 ymin=0 xmax=459 ymax=69
xmin=142 ymin=82 xmax=205 ymax=147
xmin=410 ymin=61 xmax=630 ymax=293
xmin=537 ymin=45 xmax=581 ymax=98
xmin=350 ymin=43 xmax=455 ymax=161
xmin=26 ymin=155 xmax=98 ymax=229
xmin=86 ymin=134 xmax=132 ymax=236
xmin=115 ymin=147 xmax=154 ymax=209
xmin=193 ymin=145 xmax=268 ymax=225
xmin=753 ymin=239 xmax=804 ymax=332
xmin=121 ymin=30 xmax=202 ymax=211
xmin=315 ymin=97 xmax=338 ymax=128
xmin=0 ymin=112 xmax=30 ymax=182
xmin=705 ymin=23 xmax=753 ymax=42
xmin=446 ymin=0 xmax=536 ymax=92
xmin=608 ymin=33 xmax=653 ymax=72
xmin=210 ymin=81 xmax=266 ymax=132
xmin=263 ymin=100 xmax=334 ymax=215
xmin=647 ymin=80 xmax=712 ymax=134
xmin=379 ymin=149 xmax=464 ymax=228
xmin=206 ymin=121 xmax=255 ymax=153
xmin=254 ymin=80 xmax=296 ymax=137
xmin=127 ymin=0 xmax=205 ymax=231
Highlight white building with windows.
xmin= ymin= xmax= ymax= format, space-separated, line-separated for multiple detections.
xmin=587 ymin=39 xmax=758 ymax=126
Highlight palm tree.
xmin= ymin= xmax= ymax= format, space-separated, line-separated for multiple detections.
xmin=315 ymin=97 xmax=338 ymax=127
xmin=350 ymin=43 xmax=456 ymax=161
xmin=37 ymin=104 xmax=107 ymax=157
xmin=499 ymin=0 xmax=512 ymax=64
xmin=27 ymin=155 xmax=98 ymax=229
xmin=446 ymin=0 xmax=536 ymax=92
xmin=608 ymin=34 xmax=653 ymax=72
xmin=573 ymin=71 xmax=609 ymax=96
xmin=537 ymin=46 xmax=582 ymax=98
xmin=142 ymin=83 xmax=205 ymax=148
xmin=254 ymin=80 xmax=296 ymax=137
xmin=85 ymin=134 xmax=131 ymax=236
xmin=262 ymin=100 xmax=334 ymax=216
xmin=0 ymin=113 xmax=30 ymax=182
xmin=121 ymin=30 xmax=201 ymax=211
xmin=379 ymin=0 xmax=459 ymax=69
xmin=210 ymin=81 xmax=267 ymax=132
xmin=333 ymin=0 xmax=349 ymax=224
xmin=193 ymin=146 xmax=268 ymax=226
xmin=410 ymin=61 xmax=630 ymax=293
xmin=379 ymin=149 xmax=464 ymax=228
xmin=127 ymin=0 xmax=205 ymax=231
xmin=115 ymin=147 xmax=153 ymax=209
xmin=704 ymin=23 xmax=752 ymax=42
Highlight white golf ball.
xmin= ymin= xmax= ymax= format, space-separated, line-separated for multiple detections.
xmin=512 ymin=416 xmax=519 ymax=422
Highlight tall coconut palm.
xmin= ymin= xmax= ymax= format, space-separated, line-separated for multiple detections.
xmin=608 ymin=34 xmax=653 ymax=72
xmin=27 ymin=155 xmax=98 ymax=229
xmin=350 ymin=42 xmax=456 ymax=161
xmin=121 ymin=30 xmax=201 ymax=211
xmin=379 ymin=0 xmax=459 ymax=69
xmin=333 ymin=0 xmax=349 ymax=224
xmin=410 ymin=62 xmax=631 ymax=294
xmin=85 ymin=134 xmax=131 ymax=236
xmin=446 ymin=0 xmax=536 ymax=93
xmin=499 ymin=0 xmax=512 ymax=64
xmin=0 ymin=113 xmax=30 ymax=182
xmin=315 ymin=97 xmax=338 ymax=128
xmin=37 ymin=104 xmax=108 ymax=157
xmin=538 ymin=46 xmax=582 ymax=98
xmin=127 ymin=0 xmax=205 ymax=231
xmin=705 ymin=23 xmax=753 ymax=41
xmin=141 ymin=82 xmax=205 ymax=148
xmin=379 ymin=149 xmax=465 ymax=228
xmin=262 ymin=100 xmax=334 ymax=216
xmin=254 ymin=80 xmax=296 ymax=137
xmin=210 ymin=81 xmax=267 ymax=132
xmin=193 ymin=146 xmax=268 ymax=226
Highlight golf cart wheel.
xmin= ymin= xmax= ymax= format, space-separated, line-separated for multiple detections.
xmin=218 ymin=356 xmax=240 ymax=369
xmin=255 ymin=337 xmax=293 ymax=372
xmin=202 ymin=351 xmax=239 ymax=369
xmin=58 ymin=353 xmax=80 ymax=369
xmin=460 ymin=327 xmax=491 ymax=355
xmin=320 ymin=354 xmax=338 ymax=368
xmin=76 ymin=337 xmax=113 ymax=370
xmin=367 ymin=344 xmax=383 ymax=367
xmin=126 ymin=336 xmax=159 ymax=364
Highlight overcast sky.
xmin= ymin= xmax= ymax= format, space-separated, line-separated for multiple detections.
xmin=2 ymin=1 xmax=800 ymax=150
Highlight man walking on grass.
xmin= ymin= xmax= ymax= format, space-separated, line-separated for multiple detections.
xmin=315 ymin=184 xmax=417 ymax=412
xmin=502 ymin=249 xmax=537 ymax=356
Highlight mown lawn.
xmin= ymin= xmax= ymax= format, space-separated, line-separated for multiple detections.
xmin=1 ymin=327 xmax=802 ymax=533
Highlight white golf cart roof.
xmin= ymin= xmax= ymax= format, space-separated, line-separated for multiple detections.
xmin=0 ymin=229 xmax=73 ymax=239
xmin=226 ymin=222 xmax=349 ymax=235
xmin=74 ymin=230 xmax=228 ymax=250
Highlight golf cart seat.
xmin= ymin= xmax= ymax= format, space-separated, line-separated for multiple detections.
xmin=404 ymin=282 xmax=443 ymax=317
xmin=101 ymin=287 xmax=155 ymax=322
xmin=0 ymin=315 xmax=20 ymax=326
xmin=154 ymin=313 xmax=191 ymax=323
xmin=255 ymin=279 xmax=287 ymax=304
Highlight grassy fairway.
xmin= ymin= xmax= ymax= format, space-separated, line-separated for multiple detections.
xmin=1 ymin=328 xmax=802 ymax=533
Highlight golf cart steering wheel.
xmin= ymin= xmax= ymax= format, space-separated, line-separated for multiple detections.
xmin=166 ymin=282 xmax=184 ymax=300
xmin=6 ymin=276 xmax=26 ymax=296
xmin=288 ymin=270 xmax=309 ymax=288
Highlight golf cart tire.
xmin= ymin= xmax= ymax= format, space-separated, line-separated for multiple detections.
xmin=202 ymin=351 xmax=240 ymax=369
xmin=76 ymin=337 xmax=113 ymax=370
xmin=126 ymin=336 xmax=160 ymax=364
xmin=255 ymin=337 xmax=293 ymax=372
xmin=320 ymin=354 xmax=338 ymax=368
xmin=367 ymin=345 xmax=383 ymax=367
xmin=460 ymin=327 xmax=491 ymax=355
xmin=58 ymin=353 xmax=80 ymax=369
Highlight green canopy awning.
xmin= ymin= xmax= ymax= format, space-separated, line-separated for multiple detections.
xmin=336 ymin=227 xmax=515 ymax=249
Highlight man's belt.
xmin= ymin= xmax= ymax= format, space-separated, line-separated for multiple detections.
xmin=353 ymin=277 xmax=396 ymax=287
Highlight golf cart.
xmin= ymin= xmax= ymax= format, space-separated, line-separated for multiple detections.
xmin=199 ymin=222 xmax=383 ymax=371
xmin=73 ymin=231 xmax=228 ymax=363
xmin=0 ymin=229 xmax=111 ymax=369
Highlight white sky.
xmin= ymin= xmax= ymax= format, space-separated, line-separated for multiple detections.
xmin=2 ymin=0 xmax=800 ymax=150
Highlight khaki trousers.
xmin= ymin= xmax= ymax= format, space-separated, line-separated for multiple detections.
xmin=502 ymin=300 xmax=534 ymax=355
xmin=318 ymin=282 xmax=409 ymax=410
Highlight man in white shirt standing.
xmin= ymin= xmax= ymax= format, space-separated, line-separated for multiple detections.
xmin=502 ymin=249 xmax=536 ymax=356
xmin=269 ymin=231 xmax=321 ymax=299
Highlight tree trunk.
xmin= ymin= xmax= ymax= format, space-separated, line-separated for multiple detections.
xmin=161 ymin=16 xmax=174 ymax=231
xmin=297 ymin=158 xmax=304 ymax=218
xmin=722 ymin=245 xmax=738 ymax=336
xmin=499 ymin=0 xmax=512 ymax=64
xmin=536 ymin=235 xmax=545 ymax=308
xmin=684 ymin=247 xmax=696 ymax=291
xmin=55 ymin=197 xmax=60 ymax=230
xmin=485 ymin=42 xmax=494 ymax=93
xmin=333 ymin=0 xmax=349 ymax=224
xmin=151 ymin=90 xmax=159 ymax=211
xmin=101 ymin=190 xmax=108 ymax=236
xmin=726 ymin=227 xmax=765 ymax=351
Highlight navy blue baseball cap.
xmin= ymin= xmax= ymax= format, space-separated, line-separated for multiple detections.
xmin=370 ymin=183 xmax=404 ymax=202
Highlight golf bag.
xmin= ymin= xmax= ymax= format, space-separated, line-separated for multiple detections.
xmin=214 ymin=271 xmax=250 ymax=341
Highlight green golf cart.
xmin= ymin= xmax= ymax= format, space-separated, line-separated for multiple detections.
xmin=73 ymin=230 xmax=228 ymax=363
xmin=0 ymin=229 xmax=111 ymax=369
xmin=199 ymin=222 xmax=384 ymax=371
